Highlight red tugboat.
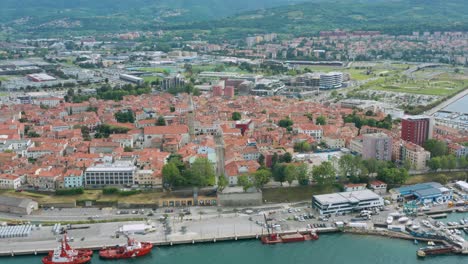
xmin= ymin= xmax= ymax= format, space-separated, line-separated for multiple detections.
xmin=99 ymin=235 xmax=153 ymax=259
xmin=48 ymin=233 xmax=93 ymax=257
xmin=42 ymin=241 xmax=91 ymax=264
xmin=260 ymin=214 xmax=319 ymax=244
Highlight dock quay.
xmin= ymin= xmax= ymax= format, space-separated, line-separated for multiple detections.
xmin=0 ymin=227 xmax=339 ymax=257
xmin=425 ymin=209 xmax=455 ymax=215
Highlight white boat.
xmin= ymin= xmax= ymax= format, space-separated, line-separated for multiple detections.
xmin=422 ymin=220 xmax=431 ymax=228
xmin=460 ymin=219 xmax=465 ymax=225
xmin=406 ymin=220 xmax=413 ymax=226
xmin=411 ymin=224 xmax=421 ymax=230
xmin=398 ymin=217 xmax=409 ymax=223
xmin=389 ymin=212 xmax=401 ymax=217
xmin=386 ymin=216 xmax=394 ymax=224
xmin=427 ymin=241 xmax=435 ymax=246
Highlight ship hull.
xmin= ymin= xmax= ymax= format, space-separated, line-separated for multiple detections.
xmin=99 ymin=242 xmax=153 ymax=259
xmin=261 ymin=233 xmax=319 ymax=244
xmin=48 ymin=249 xmax=93 ymax=257
xmin=42 ymin=255 xmax=91 ymax=264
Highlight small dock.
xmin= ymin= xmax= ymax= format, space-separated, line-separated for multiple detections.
xmin=425 ymin=209 xmax=455 ymax=215
xmin=446 ymin=224 xmax=468 ymax=230
xmin=430 ymin=213 xmax=448 ymax=219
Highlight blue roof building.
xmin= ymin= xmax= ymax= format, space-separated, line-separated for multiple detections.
xmin=391 ymin=182 xmax=452 ymax=204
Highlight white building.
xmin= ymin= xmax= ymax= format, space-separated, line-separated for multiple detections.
xmin=0 ymin=174 xmax=22 ymax=190
xmin=319 ymin=72 xmax=343 ymax=90
xmin=84 ymin=162 xmax=136 ymax=187
xmin=312 ymin=189 xmax=384 ymax=215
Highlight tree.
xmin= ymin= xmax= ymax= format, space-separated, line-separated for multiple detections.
xmin=217 ymin=174 xmax=228 ymax=191
xmin=187 ymin=157 xmax=216 ymax=187
xmin=252 ymin=169 xmax=271 ymax=188
xmin=433 ymin=173 xmax=449 ymax=185
xmin=123 ymin=146 xmax=133 ymax=152
xmin=162 ymin=162 xmax=183 ymax=189
xmin=294 ymin=141 xmax=311 ymax=152
xmin=447 ymin=155 xmax=457 ymax=171
xmin=238 ymin=175 xmax=253 ymax=192
xmin=114 ymin=110 xmax=135 ymax=123
xmin=362 ymin=158 xmax=379 ymax=175
xmin=192 ymin=88 xmax=201 ymax=96
xmin=428 ymin=157 xmax=441 ymax=171
xmin=272 ymin=163 xmax=286 ymax=186
xmin=312 ymin=162 xmax=336 ymax=188
xmin=316 ymin=116 xmax=327 ymax=125
xmin=214 ymin=64 xmax=225 ymax=72
xmin=278 ymin=118 xmax=293 ymax=128
xmin=296 ymin=163 xmax=310 ymax=186
xmin=271 ymin=153 xmax=279 ymax=167
xmin=280 ymin=152 xmax=292 ymax=163
xmin=231 ymin=112 xmax=241 ymax=121
xmin=403 ymin=159 xmax=412 ymax=170
xmin=284 ymin=164 xmax=298 ymax=186
xmin=156 ymin=116 xmax=166 ymax=126
xmin=377 ymin=168 xmax=409 ymax=186
xmin=423 ymin=139 xmax=447 ymax=157
xmin=258 ymin=154 xmax=265 ymax=167
xmin=338 ymin=154 xmax=359 ymax=178
xmin=458 ymin=156 xmax=468 ymax=169
xmin=27 ymin=131 xmax=40 ymax=138
xmin=439 ymin=156 xmax=449 ymax=170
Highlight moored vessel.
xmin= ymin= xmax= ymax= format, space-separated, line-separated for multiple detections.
xmin=99 ymin=235 xmax=153 ymax=259
xmin=386 ymin=216 xmax=393 ymax=225
xmin=416 ymin=245 xmax=454 ymax=258
xmin=48 ymin=234 xmax=93 ymax=257
xmin=42 ymin=242 xmax=91 ymax=264
xmin=260 ymin=214 xmax=318 ymax=244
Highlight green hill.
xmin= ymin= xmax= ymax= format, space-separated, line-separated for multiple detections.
xmin=171 ymin=0 xmax=468 ymax=39
xmin=1 ymin=0 xmax=467 ymax=39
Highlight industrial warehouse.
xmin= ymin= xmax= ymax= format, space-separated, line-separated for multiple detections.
xmin=390 ymin=182 xmax=453 ymax=204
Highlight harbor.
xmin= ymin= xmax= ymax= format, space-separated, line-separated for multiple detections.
xmin=2 ymin=233 xmax=468 ymax=264
xmin=0 ymin=205 xmax=467 ymax=259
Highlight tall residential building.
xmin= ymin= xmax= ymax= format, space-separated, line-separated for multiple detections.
xmin=362 ymin=133 xmax=392 ymax=161
xmin=401 ymin=115 xmax=433 ymax=146
xmin=402 ymin=142 xmax=431 ymax=170
xmin=319 ymin=72 xmax=343 ymax=90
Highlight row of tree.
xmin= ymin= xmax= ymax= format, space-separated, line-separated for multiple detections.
xmin=162 ymin=155 xmax=216 ymax=189
xmin=427 ymin=155 xmax=468 ymax=171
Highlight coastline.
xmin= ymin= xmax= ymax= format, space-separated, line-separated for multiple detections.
xmin=2 ymin=226 xmax=467 ymax=257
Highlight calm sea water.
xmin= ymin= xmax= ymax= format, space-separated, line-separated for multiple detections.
xmin=2 ymin=232 xmax=467 ymax=264
xmin=443 ymin=94 xmax=468 ymax=114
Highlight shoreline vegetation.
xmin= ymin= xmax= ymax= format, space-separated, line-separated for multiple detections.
xmin=0 ymin=171 xmax=466 ymax=206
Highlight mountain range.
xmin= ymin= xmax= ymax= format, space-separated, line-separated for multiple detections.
xmin=1 ymin=0 xmax=467 ymax=39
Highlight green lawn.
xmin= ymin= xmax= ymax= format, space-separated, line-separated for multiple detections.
xmin=139 ymin=67 xmax=171 ymax=74
xmin=364 ymin=76 xmax=467 ymax=96
xmin=0 ymin=76 xmax=9 ymax=81
xmin=143 ymin=76 xmax=162 ymax=83
xmin=262 ymin=185 xmax=337 ymax=203
xmin=0 ymin=189 xmax=165 ymax=205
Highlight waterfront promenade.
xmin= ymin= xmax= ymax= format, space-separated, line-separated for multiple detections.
xmin=425 ymin=88 xmax=468 ymax=115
